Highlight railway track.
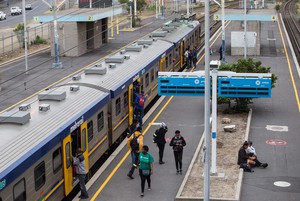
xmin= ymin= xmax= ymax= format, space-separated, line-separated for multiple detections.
xmin=282 ymin=0 xmax=300 ymax=63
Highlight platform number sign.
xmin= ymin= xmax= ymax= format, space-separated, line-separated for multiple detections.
xmin=271 ymin=15 xmax=276 ymax=21
xmin=88 ymin=16 xmax=92 ymax=21
xmin=214 ymin=14 xmax=219 ymax=21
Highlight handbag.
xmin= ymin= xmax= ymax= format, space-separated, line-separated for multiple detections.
xmin=142 ymin=169 xmax=150 ymax=176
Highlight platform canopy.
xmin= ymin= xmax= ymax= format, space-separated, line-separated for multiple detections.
xmin=34 ymin=6 xmax=123 ymax=23
xmin=214 ymin=9 xmax=277 ymax=21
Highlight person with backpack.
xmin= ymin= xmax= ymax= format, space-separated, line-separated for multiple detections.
xmin=134 ymin=91 xmax=147 ymax=126
xmin=127 ymin=118 xmax=139 ymax=165
xmin=127 ymin=126 xmax=143 ymax=179
xmin=169 ymin=130 xmax=186 ymax=174
xmin=192 ymin=46 xmax=198 ymax=68
xmin=184 ymin=48 xmax=190 ymax=69
xmin=73 ymin=148 xmax=89 ymax=199
xmin=153 ymin=122 xmax=168 ymax=164
xmin=138 ymin=145 xmax=154 ymax=197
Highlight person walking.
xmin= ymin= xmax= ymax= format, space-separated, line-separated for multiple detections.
xmin=219 ymin=46 xmax=223 ymax=61
xmin=184 ymin=48 xmax=190 ymax=69
xmin=127 ymin=118 xmax=139 ymax=165
xmin=127 ymin=126 xmax=143 ymax=179
xmin=138 ymin=145 xmax=154 ymax=197
xmin=170 ymin=130 xmax=186 ymax=174
xmin=134 ymin=91 xmax=146 ymax=126
xmin=153 ymin=122 xmax=168 ymax=164
xmin=192 ymin=46 xmax=198 ymax=68
xmin=73 ymin=148 xmax=89 ymax=199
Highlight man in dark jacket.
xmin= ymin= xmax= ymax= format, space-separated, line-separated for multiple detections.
xmin=170 ymin=130 xmax=186 ymax=174
xmin=153 ymin=122 xmax=168 ymax=164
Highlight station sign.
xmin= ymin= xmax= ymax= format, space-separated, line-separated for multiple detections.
xmin=218 ymin=77 xmax=272 ymax=98
xmin=158 ymin=76 xmax=205 ymax=96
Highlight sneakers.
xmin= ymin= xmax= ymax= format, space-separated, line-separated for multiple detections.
xmin=179 ymin=170 xmax=182 ymax=175
xmin=148 ymin=187 xmax=151 ymax=191
xmin=176 ymin=170 xmax=179 ymax=175
xmin=159 ymin=161 xmax=165 ymax=164
xmin=140 ymin=193 xmax=144 ymax=197
xmin=127 ymin=173 xmax=134 ymax=179
xmin=79 ymin=195 xmax=89 ymax=199
xmin=262 ymin=163 xmax=268 ymax=168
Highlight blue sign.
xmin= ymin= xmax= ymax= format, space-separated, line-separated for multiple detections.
xmin=158 ymin=76 xmax=205 ymax=96
xmin=218 ymin=77 xmax=272 ymax=98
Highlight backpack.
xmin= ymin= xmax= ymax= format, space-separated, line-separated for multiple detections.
xmin=137 ymin=95 xmax=145 ymax=107
xmin=130 ymin=134 xmax=142 ymax=151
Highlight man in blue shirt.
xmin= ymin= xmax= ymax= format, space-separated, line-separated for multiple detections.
xmin=134 ymin=91 xmax=146 ymax=126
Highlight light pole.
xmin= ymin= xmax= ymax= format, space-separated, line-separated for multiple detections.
xmin=244 ymin=0 xmax=247 ymax=58
xmin=22 ymin=0 xmax=28 ymax=73
xmin=129 ymin=0 xmax=133 ymax=28
xmin=221 ymin=0 xmax=225 ymax=63
xmin=204 ymin=0 xmax=211 ymax=199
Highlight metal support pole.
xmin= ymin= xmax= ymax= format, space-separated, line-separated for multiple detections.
xmin=204 ymin=0 xmax=211 ymax=199
xmin=52 ymin=4 xmax=62 ymax=68
xmin=161 ymin=0 xmax=164 ymax=17
xmin=221 ymin=0 xmax=225 ymax=63
xmin=134 ymin=0 xmax=137 ymax=19
xmin=116 ymin=16 xmax=119 ymax=34
xmin=187 ymin=0 xmax=190 ymax=16
xmin=158 ymin=0 xmax=161 ymax=15
xmin=156 ymin=0 xmax=158 ymax=18
xmin=211 ymin=69 xmax=218 ymax=174
xmin=22 ymin=0 xmax=28 ymax=73
xmin=111 ymin=17 xmax=114 ymax=38
xmin=89 ymin=0 xmax=92 ymax=8
xmin=129 ymin=0 xmax=133 ymax=28
xmin=244 ymin=0 xmax=247 ymax=59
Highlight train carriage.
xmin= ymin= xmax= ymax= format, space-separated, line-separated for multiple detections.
xmin=0 ymin=18 xmax=200 ymax=201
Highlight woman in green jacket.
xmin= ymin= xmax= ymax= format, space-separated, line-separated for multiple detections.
xmin=139 ymin=145 xmax=154 ymax=197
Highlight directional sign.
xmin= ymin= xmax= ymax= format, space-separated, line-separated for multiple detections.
xmin=218 ymin=77 xmax=272 ymax=98
xmin=158 ymin=76 xmax=205 ymax=96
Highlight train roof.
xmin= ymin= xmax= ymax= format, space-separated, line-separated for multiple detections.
xmin=0 ymin=18 xmax=199 ymax=186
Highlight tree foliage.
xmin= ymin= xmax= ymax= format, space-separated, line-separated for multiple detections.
xmin=119 ymin=0 xmax=147 ymax=14
xmin=218 ymin=58 xmax=278 ymax=113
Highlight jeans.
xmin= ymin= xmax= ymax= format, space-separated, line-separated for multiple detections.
xmin=139 ymin=169 xmax=151 ymax=193
xmin=130 ymin=150 xmax=136 ymax=165
xmin=135 ymin=109 xmax=144 ymax=126
xmin=77 ymin=174 xmax=88 ymax=198
xmin=173 ymin=150 xmax=183 ymax=171
xmin=128 ymin=151 xmax=140 ymax=176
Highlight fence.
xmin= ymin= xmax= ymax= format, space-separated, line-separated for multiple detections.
xmin=0 ymin=23 xmax=51 ymax=56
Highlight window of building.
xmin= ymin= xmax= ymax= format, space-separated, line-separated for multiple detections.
xmin=124 ymin=91 xmax=128 ymax=107
xmin=53 ymin=148 xmax=62 ymax=174
xmin=150 ymin=69 xmax=154 ymax=82
xmin=115 ymin=97 xmax=121 ymax=116
xmin=87 ymin=120 xmax=93 ymax=142
xmin=145 ymin=73 xmax=149 ymax=87
xmin=13 ymin=178 xmax=26 ymax=201
xmin=97 ymin=111 xmax=104 ymax=132
xmin=34 ymin=162 xmax=45 ymax=191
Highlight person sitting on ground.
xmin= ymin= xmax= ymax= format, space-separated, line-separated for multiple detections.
xmin=246 ymin=141 xmax=256 ymax=156
xmin=238 ymin=141 xmax=268 ymax=169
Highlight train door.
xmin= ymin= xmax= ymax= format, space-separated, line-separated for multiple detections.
xmin=180 ymin=41 xmax=184 ymax=68
xmin=160 ymin=57 xmax=166 ymax=71
xmin=128 ymin=80 xmax=141 ymax=125
xmin=62 ymin=135 xmax=72 ymax=196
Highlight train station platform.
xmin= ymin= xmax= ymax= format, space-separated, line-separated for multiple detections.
xmin=75 ymin=12 xmax=300 ymax=201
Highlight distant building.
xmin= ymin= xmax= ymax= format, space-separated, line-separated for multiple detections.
xmin=79 ymin=0 xmax=112 ymax=8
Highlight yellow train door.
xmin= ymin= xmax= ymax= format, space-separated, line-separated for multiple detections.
xmin=128 ymin=84 xmax=134 ymax=125
xmin=62 ymin=135 xmax=72 ymax=196
xmin=81 ymin=121 xmax=89 ymax=172
xmin=160 ymin=57 xmax=166 ymax=71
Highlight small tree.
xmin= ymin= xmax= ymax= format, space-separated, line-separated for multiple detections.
xmin=119 ymin=0 xmax=146 ymax=27
xmin=218 ymin=58 xmax=278 ymax=113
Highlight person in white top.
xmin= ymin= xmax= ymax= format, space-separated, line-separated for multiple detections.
xmin=247 ymin=141 xmax=256 ymax=156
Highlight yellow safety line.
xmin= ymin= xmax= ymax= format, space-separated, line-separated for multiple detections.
xmin=89 ymin=136 xmax=108 ymax=156
xmin=277 ymin=17 xmax=300 ymax=112
xmin=42 ymin=179 xmax=64 ymax=201
xmin=90 ymin=96 xmax=174 ymax=201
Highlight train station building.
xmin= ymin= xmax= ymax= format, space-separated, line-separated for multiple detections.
xmin=34 ymin=5 xmax=123 ymax=57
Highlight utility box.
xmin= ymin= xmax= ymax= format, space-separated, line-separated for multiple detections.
xmin=210 ymin=60 xmax=221 ymax=69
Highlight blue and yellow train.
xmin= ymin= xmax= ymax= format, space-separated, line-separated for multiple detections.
xmin=0 ymin=18 xmax=201 ymax=201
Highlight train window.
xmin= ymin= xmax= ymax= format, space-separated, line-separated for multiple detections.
xmin=66 ymin=142 xmax=71 ymax=168
xmin=155 ymin=65 xmax=158 ymax=78
xmin=53 ymin=148 xmax=62 ymax=174
xmin=145 ymin=73 xmax=149 ymax=87
xmin=87 ymin=120 xmax=93 ymax=142
xmin=150 ymin=69 xmax=154 ymax=82
xmin=124 ymin=91 xmax=128 ymax=107
xmin=34 ymin=161 xmax=45 ymax=191
xmin=97 ymin=111 xmax=104 ymax=132
xmin=115 ymin=97 xmax=121 ymax=116
xmin=169 ymin=55 xmax=172 ymax=64
xmin=13 ymin=178 xmax=26 ymax=201
xmin=82 ymin=128 xmax=87 ymax=152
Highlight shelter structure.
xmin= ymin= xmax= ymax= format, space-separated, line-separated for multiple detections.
xmin=214 ymin=5 xmax=277 ymax=56
xmin=34 ymin=6 xmax=123 ymax=56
